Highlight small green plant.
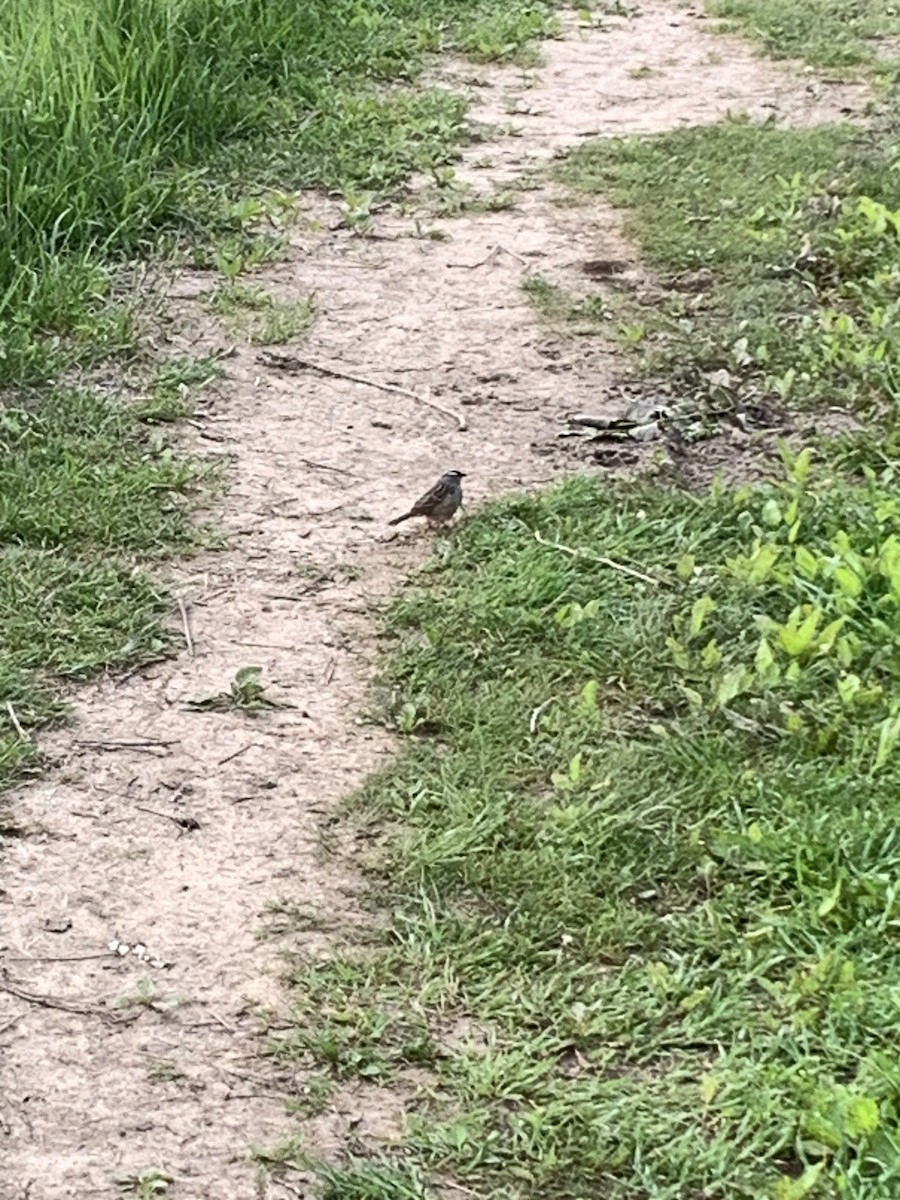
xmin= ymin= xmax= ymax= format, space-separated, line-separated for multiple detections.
xmin=522 ymin=272 xmax=607 ymax=329
xmin=284 ymin=1072 xmax=335 ymax=1117
xmin=113 ymin=976 xmax=158 ymax=1010
xmin=186 ymin=666 xmax=293 ymax=714
xmin=706 ymin=0 xmax=900 ymax=69
xmin=115 ymin=1168 xmax=173 ymax=1198
xmin=555 ymin=118 xmax=900 ymax=425
xmin=135 ymin=356 xmax=224 ymax=424
xmin=146 ymin=1059 xmax=184 ymax=1084
xmin=208 ymin=283 xmax=317 ymax=345
xmin=455 ymin=5 xmax=560 ymax=65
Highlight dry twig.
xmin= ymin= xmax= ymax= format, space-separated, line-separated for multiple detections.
xmin=0 ymin=977 xmax=139 ymax=1026
xmin=5 ymin=702 xmax=28 ymax=742
xmin=177 ymin=597 xmax=195 ymax=658
xmin=533 ymin=530 xmax=668 ymax=587
xmin=135 ymin=805 xmax=201 ymax=833
xmin=256 ymin=350 xmax=467 ymax=432
xmin=217 ymin=742 xmax=260 ymax=767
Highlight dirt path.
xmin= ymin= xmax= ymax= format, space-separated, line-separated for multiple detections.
xmin=0 ymin=6 xmax=865 ymax=1198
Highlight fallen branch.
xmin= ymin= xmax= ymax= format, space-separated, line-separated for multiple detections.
xmin=256 ymin=350 xmax=467 ymax=432
xmin=533 ymin=530 xmax=668 ymax=587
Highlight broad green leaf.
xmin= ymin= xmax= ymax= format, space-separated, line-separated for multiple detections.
xmin=755 ymin=637 xmax=779 ymax=683
xmin=837 ymin=674 xmax=861 ymax=706
xmin=818 ymin=876 xmax=842 ymax=918
xmin=716 ymin=665 xmax=751 ymax=707
xmin=795 ymin=544 xmax=819 ymax=579
xmin=817 ymin=616 xmax=845 ymax=654
xmin=762 ymin=498 xmax=782 ymax=527
xmin=834 ymin=564 xmax=862 ymax=599
xmin=569 ymin=752 xmax=582 ymax=783
xmin=676 ymin=553 xmax=696 ymax=581
xmin=874 ymin=714 xmax=900 ymax=772
xmin=836 ymin=636 xmax=856 ymax=668
xmin=690 ymin=594 xmax=717 ymax=637
xmin=700 ymin=1074 xmax=720 ymax=1104
xmin=774 ymin=1164 xmax=824 ymax=1200
xmin=680 ymin=988 xmax=710 ymax=1012
xmin=680 ymin=685 xmax=703 ymax=712
xmin=844 ymin=1095 xmax=879 ymax=1137
xmin=581 ymin=680 xmax=598 ymax=712
xmin=879 ymin=534 xmax=900 ymax=598
xmin=701 ymin=638 xmax=722 ymax=669
xmin=667 ymin=636 xmax=690 ymax=670
xmin=792 ymin=446 xmax=813 ymax=483
xmin=779 ymin=607 xmax=822 ymax=657
xmin=748 ymin=542 xmax=780 ymax=584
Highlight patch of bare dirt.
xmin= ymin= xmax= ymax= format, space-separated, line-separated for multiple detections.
xmin=0 ymin=6 xmax=870 ymax=1198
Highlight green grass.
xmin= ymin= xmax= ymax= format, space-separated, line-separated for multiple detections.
xmin=554 ymin=116 xmax=900 ymax=443
xmin=0 ymin=0 xmax=559 ymax=388
xmin=706 ymin=0 xmax=900 ymax=70
xmin=0 ymin=381 xmax=215 ymax=802
xmin=206 ymin=283 xmax=318 ymax=346
xmin=521 ymin=272 xmax=608 ymax=332
xmin=276 ymin=457 xmax=900 ymax=1198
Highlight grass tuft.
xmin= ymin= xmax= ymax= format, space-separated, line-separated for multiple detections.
xmin=0 ymin=387 xmax=213 ymax=795
xmin=556 ymin=116 xmax=900 ymax=435
xmin=706 ymin=0 xmax=900 ymax=70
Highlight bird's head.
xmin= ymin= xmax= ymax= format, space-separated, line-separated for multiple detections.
xmin=442 ymin=469 xmax=466 ymax=482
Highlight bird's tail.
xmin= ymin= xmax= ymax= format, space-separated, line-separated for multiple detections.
xmin=388 ymin=511 xmax=412 ymax=526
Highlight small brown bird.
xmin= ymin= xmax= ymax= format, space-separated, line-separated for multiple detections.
xmin=389 ymin=469 xmax=466 ymax=527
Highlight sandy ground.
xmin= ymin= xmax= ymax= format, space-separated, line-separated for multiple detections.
xmin=0 ymin=5 xmax=870 ymax=1198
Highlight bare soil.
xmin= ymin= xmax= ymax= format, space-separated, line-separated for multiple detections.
xmin=0 ymin=6 xmax=869 ymax=1198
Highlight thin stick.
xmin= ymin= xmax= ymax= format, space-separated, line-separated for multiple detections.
xmin=533 ymin=531 xmax=667 ymax=587
xmin=2 ymin=952 xmax=116 ymax=964
xmin=296 ymin=456 xmax=351 ymax=475
xmin=77 ymin=739 xmax=178 ymax=755
xmin=5 ymin=701 xmax=28 ymax=742
xmin=256 ymin=350 xmax=467 ymax=432
xmin=78 ymin=738 xmax=179 ymax=748
xmin=135 ymin=805 xmax=200 ymax=832
xmin=205 ymin=1008 xmax=236 ymax=1034
xmin=217 ymin=742 xmax=259 ymax=767
xmin=0 ymin=978 xmax=138 ymax=1026
xmin=177 ymin=597 xmax=195 ymax=658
